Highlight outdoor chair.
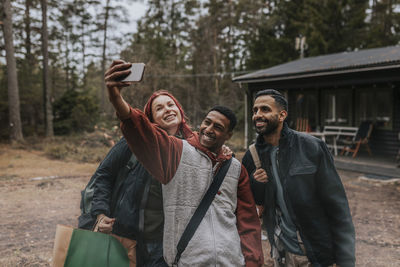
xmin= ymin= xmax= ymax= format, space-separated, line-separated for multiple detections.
xmin=340 ymin=121 xmax=373 ymax=158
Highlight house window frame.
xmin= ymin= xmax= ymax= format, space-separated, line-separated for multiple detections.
xmin=322 ymin=88 xmax=352 ymax=127
xmin=355 ymin=86 xmax=393 ymax=130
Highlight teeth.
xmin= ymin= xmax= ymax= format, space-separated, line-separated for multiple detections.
xmin=203 ymin=135 xmax=214 ymax=141
xmin=164 ymin=114 xmax=175 ymax=121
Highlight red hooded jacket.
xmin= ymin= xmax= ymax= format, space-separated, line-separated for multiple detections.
xmin=120 ymin=106 xmax=263 ymax=267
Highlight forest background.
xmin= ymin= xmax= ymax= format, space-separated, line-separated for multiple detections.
xmin=1 ymin=0 xmax=400 ymax=149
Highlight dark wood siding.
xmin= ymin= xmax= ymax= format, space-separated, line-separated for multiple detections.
xmin=246 ymin=83 xmax=400 ymax=157
xmin=369 ymin=86 xmax=400 ymax=157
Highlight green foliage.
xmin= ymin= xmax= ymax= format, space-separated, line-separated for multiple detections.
xmin=15 ymin=133 xmax=113 ymax=163
xmin=44 ymin=140 xmax=110 ymax=163
xmin=245 ymin=0 xmax=388 ymax=69
xmin=45 ymin=142 xmax=77 ymax=160
xmin=1 ymin=0 xmax=400 ymax=143
xmin=52 ymin=89 xmax=99 ymax=135
xmin=365 ymin=0 xmax=400 ymax=48
xmin=17 ymin=57 xmax=45 ymax=136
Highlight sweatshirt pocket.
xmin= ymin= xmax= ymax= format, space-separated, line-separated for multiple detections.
xmin=287 ymin=164 xmax=317 ymax=205
xmin=289 ymin=164 xmax=317 ymax=176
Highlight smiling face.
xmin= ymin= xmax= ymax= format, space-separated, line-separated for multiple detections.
xmin=199 ymin=111 xmax=232 ymax=153
xmin=151 ymin=95 xmax=182 ymax=135
xmin=252 ymin=95 xmax=287 ymax=136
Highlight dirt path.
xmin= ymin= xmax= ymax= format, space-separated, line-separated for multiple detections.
xmin=1 ymin=145 xmax=399 ymax=266
xmin=0 ymin=145 xmax=96 ymax=266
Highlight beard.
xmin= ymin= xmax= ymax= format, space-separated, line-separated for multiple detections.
xmin=253 ymin=114 xmax=279 ymax=136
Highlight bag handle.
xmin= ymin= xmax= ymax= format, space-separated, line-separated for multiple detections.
xmin=173 ymin=158 xmax=233 ymax=266
xmin=249 ymin=144 xmax=261 ymax=169
xmin=92 ymin=215 xmax=105 ymax=232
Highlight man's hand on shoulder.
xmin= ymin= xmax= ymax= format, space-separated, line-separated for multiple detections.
xmin=221 ymin=144 xmax=233 ymax=157
xmin=253 ymin=168 xmax=268 ymax=183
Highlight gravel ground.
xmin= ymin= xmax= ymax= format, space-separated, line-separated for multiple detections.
xmin=1 ymin=145 xmax=399 ymax=266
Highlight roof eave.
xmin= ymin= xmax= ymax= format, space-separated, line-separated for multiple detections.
xmin=233 ymin=63 xmax=400 ymax=84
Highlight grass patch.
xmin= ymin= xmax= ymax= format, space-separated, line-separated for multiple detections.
xmin=0 ymin=174 xmax=19 ymax=181
xmin=42 ymin=135 xmax=115 ymax=163
xmin=44 ymin=141 xmax=110 ymax=163
xmin=10 ymin=130 xmax=122 ymax=164
xmin=8 ymin=127 xmax=248 ymax=164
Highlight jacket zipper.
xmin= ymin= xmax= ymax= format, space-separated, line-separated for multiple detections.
xmin=278 ymin=144 xmax=317 ymax=263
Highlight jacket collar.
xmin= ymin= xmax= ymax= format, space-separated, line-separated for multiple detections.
xmin=255 ymin=122 xmax=292 ymax=149
xmin=187 ymin=132 xmax=231 ymax=165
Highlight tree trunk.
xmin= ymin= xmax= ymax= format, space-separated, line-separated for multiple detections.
xmin=65 ymin=36 xmax=70 ymax=90
xmin=101 ymin=0 xmax=111 ymax=113
xmin=24 ymin=0 xmax=35 ymax=130
xmin=385 ymin=0 xmax=393 ymax=39
xmin=2 ymin=0 xmax=24 ymax=142
xmin=81 ymin=22 xmax=87 ymax=88
xmin=25 ymin=0 xmax=32 ymax=63
xmin=213 ymin=27 xmax=219 ymax=102
xmin=40 ymin=0 xmax=54 ymax=137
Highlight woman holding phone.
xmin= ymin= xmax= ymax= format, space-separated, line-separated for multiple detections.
xmin=86 ymin=90 xmax=192 ymax=266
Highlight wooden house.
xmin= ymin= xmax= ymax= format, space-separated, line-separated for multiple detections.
xmin=233 ymin=45 xmax=400 ymax=157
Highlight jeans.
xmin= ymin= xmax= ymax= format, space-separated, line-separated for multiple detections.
xmin=137 ymin=241 xmax=168 ymax=267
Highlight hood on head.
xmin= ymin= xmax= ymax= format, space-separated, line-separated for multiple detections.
xmin=144 ymin=90 xmax=192 ymax=138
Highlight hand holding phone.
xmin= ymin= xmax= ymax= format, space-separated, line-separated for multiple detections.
xmin=121 ymin=63 xmax=145 ymax=82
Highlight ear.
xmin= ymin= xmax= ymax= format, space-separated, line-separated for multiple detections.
xmin=279 ymin=110 xmax=288 ymax=122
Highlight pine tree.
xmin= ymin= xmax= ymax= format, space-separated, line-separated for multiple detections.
xmin=366 ymin=0 xmax=400 ymax=48
xmin=1 ymin=0 xmax=24 ymax=141
xmin=245 ymin=0 xmax=298 ymax=69
xmin=40 ymin=0 xmax=54 ymax=137
xmin=100 ymin=0 xmax=110 ymax=114
xmin=343 ymin=0 xmax=369 ymax=50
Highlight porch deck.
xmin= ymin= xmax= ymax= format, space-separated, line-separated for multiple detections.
xmin=334 ymin=152 xmax=400 ymax=179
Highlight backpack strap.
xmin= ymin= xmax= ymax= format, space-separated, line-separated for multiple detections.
xmin=249 ymin=144 xmax=261 ymax=169
xmin=172 ymin=158 xmax=233 ymax=266
xmin=78 ymin=153 xmax=139 ymax=229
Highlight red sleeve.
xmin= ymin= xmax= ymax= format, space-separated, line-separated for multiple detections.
xmin=119 ymin=107 xmax=182 ymax=184
xmin=236 ymin=164 xmax=264 ymax=267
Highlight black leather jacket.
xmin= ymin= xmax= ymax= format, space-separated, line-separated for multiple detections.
xmin=90 ymin=137 xmax=163 ymax=241
xmin=243 ymin=123 xmax=355 ymax=267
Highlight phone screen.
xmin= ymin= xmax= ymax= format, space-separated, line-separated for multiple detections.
xmin=121 ymin=63 xmax=145 ymax=82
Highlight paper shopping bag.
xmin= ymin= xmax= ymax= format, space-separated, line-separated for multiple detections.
xmin=51 ymin=224 xmax=136 ymax=267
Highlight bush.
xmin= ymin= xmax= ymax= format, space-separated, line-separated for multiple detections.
xmin=53 ymin=90 xmax=99 ymax=135
xmin=41 ymin=134 xmax=114 ymax=163
xmin=45 ymin=143 xmax=77 ymax=160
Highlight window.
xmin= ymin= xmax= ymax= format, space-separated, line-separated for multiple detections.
xmin=355 ymin=87 xmax=393 ymax=129
xmin=293 ymin=91 xmax=318 ymax=131
xmin=323 ymin=89 xmax=352 ymax=126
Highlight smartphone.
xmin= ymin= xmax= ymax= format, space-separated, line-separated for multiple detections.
xmin=121 ymin=63 xmax=145 ymax=82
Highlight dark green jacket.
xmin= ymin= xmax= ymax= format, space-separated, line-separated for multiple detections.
xmin=243 ymin=123 xmax=355 ymax=267
xmin=84 ymin=137 xmax=163 ymax=242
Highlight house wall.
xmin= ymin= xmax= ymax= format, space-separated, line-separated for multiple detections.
xmin=246 ymin=81 xmax=400 ymax=157
xmin=369 ymin=85 xmax=400 ymax=156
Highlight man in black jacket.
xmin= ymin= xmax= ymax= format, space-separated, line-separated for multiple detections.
xmin=242 ymin=89 xmax=355 ymax=267
xmin=80 ymin=137 xmax=167 ymax=267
